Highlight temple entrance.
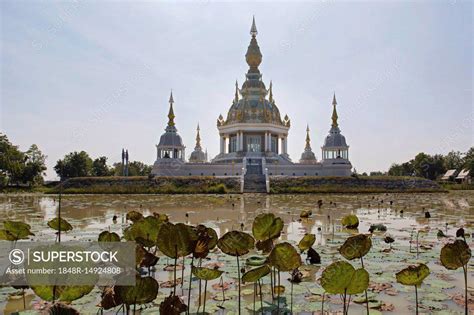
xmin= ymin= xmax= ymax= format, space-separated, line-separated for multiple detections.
xmin=247 ymin=135 xmax=261 ymax=152
xmin=246 ymin=158 xmax=262 ymax=175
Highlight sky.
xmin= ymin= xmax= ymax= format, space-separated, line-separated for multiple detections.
xmin=1 ymin=0 xmax=472 ymax=180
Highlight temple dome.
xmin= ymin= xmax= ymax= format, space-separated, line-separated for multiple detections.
xmin=225 ymin=98 xmax=284 ymax=125
xmin=158 ymin=131 xmax=183 ymax=147
xmin=323 ymin=129 xmax=347 ymax=147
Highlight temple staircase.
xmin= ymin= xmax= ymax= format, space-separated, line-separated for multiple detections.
xmin=243 ymin=158 xmax=267 ymax=193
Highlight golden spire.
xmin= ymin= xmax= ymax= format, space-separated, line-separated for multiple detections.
xmin=269 ymin=80 xmax=273 ymax=103
xmin=305 ymin=124 xmax=311 ymax=149
xmin=245 ymin=16 xmax=262 ymax=72
xmin=250 ymin=15 xmax=258 ymax=36
xmin=167 ymin=90 xmax=175 ymax=127
xmin=331 ymin=92 xmax=338 ymax=128
xmin=195 ymin=123 xmax=201 ymax=148
xmin=234 ymin=80 xmax=239 ymax=102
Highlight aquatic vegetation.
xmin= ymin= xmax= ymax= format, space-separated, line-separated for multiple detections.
xmin=396 ymin=263 xmax=430 ymax=315
xmin=192 ymin=267 xmax=223 ymax=313
xmin=0 ymin=220 xmax=34 ymax=241
xmin=440 ymin=239 xmax=471 ymax=315
xmin=217 ymin=231 xmax=255 ymax=314
xmin=341 ymin=214 xmax=359 ymax=229
xmin=321 ymin=260 xmax=369 ymax=315
xmin=47 ymin=218 xmax=73 ymax=232
xmin=297 ymin=233 xmax=316 ymax=252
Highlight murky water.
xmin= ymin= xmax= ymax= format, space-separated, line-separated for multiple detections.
xmin=0 ymin=191 xmax=473 ymax=314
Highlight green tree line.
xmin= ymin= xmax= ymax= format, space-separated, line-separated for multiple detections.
xmin=387 ymin=148 xmax=474 ymax=180
xmin=0 ymin=133 xmax=47 ymax=186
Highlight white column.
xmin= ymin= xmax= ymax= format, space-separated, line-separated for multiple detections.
xmin=240 ymin=132 xmax=244 ymax=151
xmin=268 ymin=133 xmax=272 ymax=152
xmin=264 ymin=132 xmax=268 ymax=151
xmin=283 ymin=136 xmax=288 ymax=154
xmin=220 ymin=136 xmax=225 ymax=154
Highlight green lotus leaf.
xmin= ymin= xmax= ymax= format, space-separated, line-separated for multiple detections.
xmin=47 ymin=218 xmax=73 ymax=232
xmin=256 ymin=239 xmax=274 ymax=254
xmin=157 ymin=222 xmax=198 ymax=258
xmin=124 ymin=216 xmax=163 ymax=248
xmin=31 ymin=285 xmax=94 ymax=302
xmin=341 ymin=214 xmax=359 ymax=229
xmin=242 ymin=265 xmax=271 ymax=283
xmin=126 ymin=211 xmax=144 ymax=223
xmin=347 ymin=268 xmax=370 ymax=295
xmin=217 ymin=231 xmax=255 ymax=256
xmin=396 ymin=263 xmax=430 ymax=286
xmin=339 ymin=234 xmax=372 ymax=260
xmin=320 ymin=261 xmax=355 ymax=294
xmin=0 ymin=229 xmax=16 ymax=241
xmin=268 ymin=242 xmax=301 ymax=272
xmin=195 ymin=224 xmax=218 ymax=250
xmin=152 ymin=212 xmax=169 ymax=223
xmin=252 ymin=213 xmax=284 ymax=241
xmin=246 ymin=255 xmax=268 ymax=266
xmin=115 ymin=276 xmax=159 ymax=305
xmin=192 ymin=266 xmax=223 ymax=281
xmin=440 ymin=239 xmax=471 ymax=270
xmin=98 ymin=231 xmax=120 ymax=242
xmin=298 ymin=234 xmax=316 ymax=252
xmin=3 ymin=220 xmax=34 ymax=239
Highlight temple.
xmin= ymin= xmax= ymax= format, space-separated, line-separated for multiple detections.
xmin=151 ymin=18 xmax=352 ymax=190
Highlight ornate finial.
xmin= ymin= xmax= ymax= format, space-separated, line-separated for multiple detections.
xmin=195 ymin=123 xmax=201 ymax=148
xmin=167 ymin=90 xmax=175 ymax=127
xmin=331 ymin=93 xmax=338 ymax=128
xmin=250 ymin=16 xmax=258 ymax=37
xmin=246 ymin=17 xmax=262 ymax=72
xmin=234 ymin=80 xmax=239 ymax=102
xmin=305 ymin=124 xmax=311 ymax=149
xmin=269 ymin=80 xmax=273 ymax=103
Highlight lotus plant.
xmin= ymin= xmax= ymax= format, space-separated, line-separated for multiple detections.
xmin=395 ymin=263 xmax=430 ymax=315
xmin=440 ymin=239 xmax=471 ymax=315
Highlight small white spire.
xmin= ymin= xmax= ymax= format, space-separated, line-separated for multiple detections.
xmin=250 ymin=16 xmax=258 ymax=36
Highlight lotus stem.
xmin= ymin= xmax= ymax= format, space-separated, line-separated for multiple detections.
xmin=321 ymin=292 xmax=325 ymax=315
xmin=203 ymin=280 xmax=208 ymax=314
xmin=187 ymin=256 xmax=194 ymax=315
xmin=277 ymin=270 xmax=281 ymax=313
xmin=258 ymin=279 xmax=263 ymax=313
xmin=290 ymin=281 xmax=293 ymax=314
xmin=253 ymin=282 xmax=256 ymax=314
xmin=270 ymin=266 xmax=274 ymax=300
xmin=463 ymin=264 xmax=468 ymax=315
xmin=173 ymin=245 xmax=178 ymax=296
xmin=360 ymin=256 xmax=369 ymax=315
xmin=415 ymin=285 xmax=418 ymax=315
xmin=236 ymin=254 xmax=241 ymax=315
xmin=181 ymin=256 xmax=185 ymax=288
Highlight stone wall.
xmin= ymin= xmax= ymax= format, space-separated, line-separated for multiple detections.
xmin=269 ymin=175 xmax=444 ymax=193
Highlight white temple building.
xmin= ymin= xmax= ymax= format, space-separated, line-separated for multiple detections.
xmin=151 ymin=18 xmax=352 ymax=187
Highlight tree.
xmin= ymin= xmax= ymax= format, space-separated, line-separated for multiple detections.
xmin=411 ymin=153 xmax=445 ymax=180
xmin=462 ymin=147 xmax=474 ymax=174
xmin=0 ymin=133 xmax=26 ymax=185
xmin=369 ymin=171 xmax=384 ymax=176
xmin=388 ymin=162 xmax=414 ymax=176
xmin=112 ymin=161 xmax=152 ymax=176
xmin=54 ymin=151 xmax=93 ymax=179
xmin=92 ymin=156 xmax=112 ymax=176
xmin=443 ymin=151 xmax=463 ymax=170
xmin=21 ymin=144 xmax=47 ymax=185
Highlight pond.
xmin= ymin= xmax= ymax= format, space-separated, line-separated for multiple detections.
xmin=0 ymin=191 xmax=473 ymax=314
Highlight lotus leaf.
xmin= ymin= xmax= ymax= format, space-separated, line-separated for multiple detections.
xmin=347 ymin=268 xmax=370 ymax=295
xmin=31 ymin=285 xmax=94 ymax=302
xmin=217 ymin=231 xmax=255 ymax=256
xmin=395 ymin=264 xmax=430 ymax=286
xmin=268 ymin=242 xmax=301 ymax=272
xmin=339 ymin=234 xmax=372 ymax=260
xmin=3 ymin=220 xmax=34 ymax=239
xmin=157 ymin=222 xmax=197 ymax=258
xmin=321 ymin=261 xmax=369 ymax=295
xmin=246 ymin=255 xmax=267 ymax=266
xmin=124 ymin=216 xmax=162 ymax=248
xmin=341 ymin=214 xmax=359 ymax=229
xmin=44 ymin=303 xmax=80 ymax=315
xmin=298 ymin=233 xmax=316 ymax=252
xmin=126 ymin=211 xmax=143 ymax=223
xmin=153 ymin=212 xmax=169 ymax=223
xmin=0 ymin=229 xmax=16 ymax=241
xmin=98 ymin=231 xmax=120 ymax=242
xmin=440 ymin=239 xmax=471 ymax=270
xmin=47 ymin=218 xmax=73 ymax=232
xmin=242 ymin=265 xmax=271 ymax=283
xmin=191 ymin=266 xmax=223 ymax=281
xmin=115 ymin=276 xmax=159 ymax=305
xmin=252 ymin=213 xmax=284 ymax=241
xmin=256 ymin=239 xmax=274 ymax=253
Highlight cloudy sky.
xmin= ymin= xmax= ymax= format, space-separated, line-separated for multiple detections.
xmin=1 ymin=0 xmax=472 ymax=179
